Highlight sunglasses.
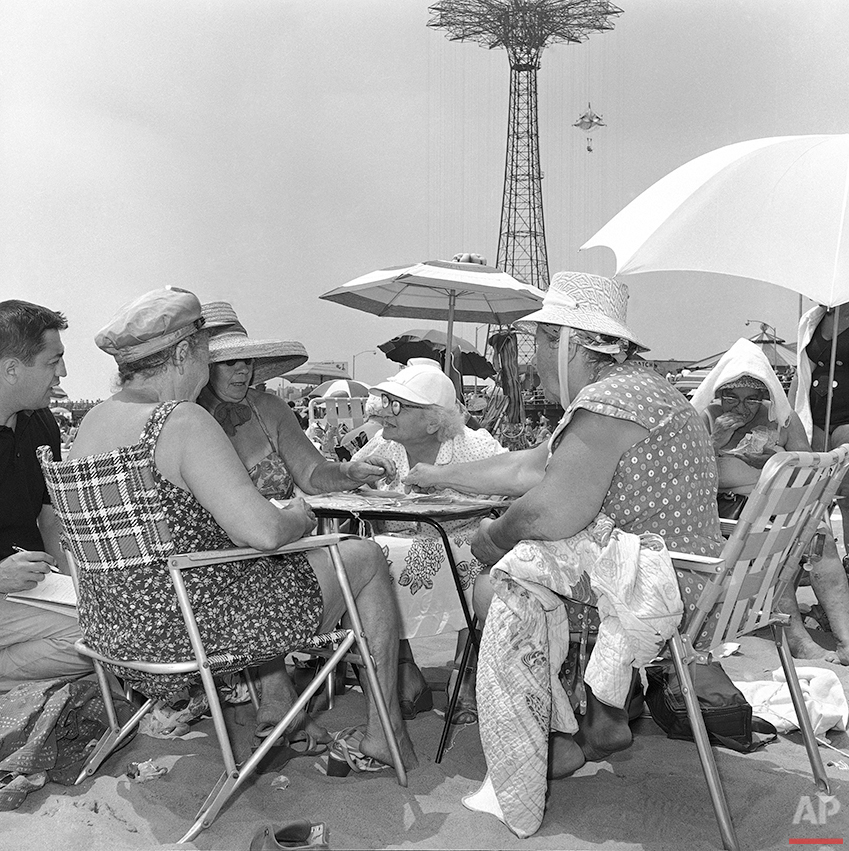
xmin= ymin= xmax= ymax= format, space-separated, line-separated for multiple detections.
xmin=381 ymin=394 xmax=423 ymax=416
xmin=719 ymin=392 xmax=763 ymax=408
xmin=220 ymin=357 xmax=254 ymax=367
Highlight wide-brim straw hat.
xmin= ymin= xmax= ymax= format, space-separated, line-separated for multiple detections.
xmin=515 ymin=271 xmax=649 ymax=352
xmin=201 ymin=301 xmax=308 ymax=384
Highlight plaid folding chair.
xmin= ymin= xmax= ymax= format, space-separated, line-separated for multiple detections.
xmin=38 ymin=445 xmax=406 ymax=844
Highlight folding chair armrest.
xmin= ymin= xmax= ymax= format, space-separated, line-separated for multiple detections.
xmin=168 ymin=533 xmax=356 ymax=570
xmin=668 ymin=551 xmax=725 ymax=574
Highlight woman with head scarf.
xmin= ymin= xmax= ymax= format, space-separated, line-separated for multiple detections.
xmin=692 ymin=337 xmax=849 ymax=665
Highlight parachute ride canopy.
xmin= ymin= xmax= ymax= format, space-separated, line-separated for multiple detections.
xmin=574 ymin=103 xmax=606 ymax=152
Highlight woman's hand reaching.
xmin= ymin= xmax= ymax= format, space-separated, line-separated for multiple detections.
xmin=343 ymin=456 xmax=396 ymax=487
xmin=403 ymin=463 xmax=444 ymax=492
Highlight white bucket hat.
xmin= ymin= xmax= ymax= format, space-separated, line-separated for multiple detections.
xmin=516 ymin=271 xmax=649 ymax=353
xmin=369 ymin=358 xmax=457 ymax=409
xmin=201 ymin=301 xmax=308 ymax=384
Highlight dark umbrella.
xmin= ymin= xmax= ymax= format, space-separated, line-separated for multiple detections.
xmin=378 ymin=328 xmax=496 ymax=379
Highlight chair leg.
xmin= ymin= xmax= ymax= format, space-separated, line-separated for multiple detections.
xmin=178 ymin=633 xmax=360 ymax=844
xmin=669 ymin=632 xmax=740 ymax=851
xmin=772 ymin=622 xmax=830 ymax=794
xmin=328 ymin=544 xmax=407 ymax=787
xmin=243 ymin=667 xmax=261 ymax=711
xmin=76 ymin=659 xmax=156 ymax=784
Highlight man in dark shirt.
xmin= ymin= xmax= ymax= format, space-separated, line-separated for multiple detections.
xmin=0 ymin=300 xmax=90 ymax=693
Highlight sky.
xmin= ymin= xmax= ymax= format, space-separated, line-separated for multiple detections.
xmin=1 ymin=0 xmax=847 ymax=400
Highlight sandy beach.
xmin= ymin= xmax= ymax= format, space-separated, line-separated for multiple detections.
xmin=2 ymin=623 xmax=849 ymax=851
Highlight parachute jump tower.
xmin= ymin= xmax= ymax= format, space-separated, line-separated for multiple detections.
xmin=428 ymin=0 xmax=622 ymax=309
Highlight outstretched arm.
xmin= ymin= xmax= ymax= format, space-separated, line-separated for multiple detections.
xmin=404 ymin=441 xmax=549 ymax=498
xmin=477 ymin=410 xmax=648 ymax=562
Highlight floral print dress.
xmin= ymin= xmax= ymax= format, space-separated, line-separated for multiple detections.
xmin=73 ymin=402 xmax=322 ymax=698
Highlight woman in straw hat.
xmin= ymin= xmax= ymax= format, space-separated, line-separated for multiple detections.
xmin=62 ymin=288 xmax=417 ymax=773
xmin=197 ymin=301 xmax=394 ymax=501
xmin=195 ymin=301 xmax=402 ymax=751
xmin=406 ymin=271 xmax=723 ymax=835
xmin=692 ymin=337 xmax=849 ymax=665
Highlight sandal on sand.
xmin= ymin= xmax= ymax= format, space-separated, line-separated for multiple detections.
xmin=253 ymin=729 xmax=330 ymax=773
xmin=248 ymin=820 xmax=328 ymax=850
xmin=0 ymin=771 xmax=47 ymax=811
xmin=326 ymin=728 xmax=392 ymax=777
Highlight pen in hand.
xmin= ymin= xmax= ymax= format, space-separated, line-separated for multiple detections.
xmin=12 ymin=545 xmax=61 ymax=573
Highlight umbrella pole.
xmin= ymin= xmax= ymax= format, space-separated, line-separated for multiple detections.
xmin=824 ymin=304 xmax=840 ymax=444
xmin=444 ymin=292 xmax=456 ymax=378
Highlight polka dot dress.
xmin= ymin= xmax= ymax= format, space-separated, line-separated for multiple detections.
xmin=557 ymin=361 xmax=723 ymax=558
xmin=552 ymin=362 xmax=724 ymax=681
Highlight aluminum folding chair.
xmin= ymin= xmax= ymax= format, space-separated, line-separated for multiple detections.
xmin=664 ymin=445 xmax=849 ymax=851
xmin=39 ymin=449 xmax=406 ymax=844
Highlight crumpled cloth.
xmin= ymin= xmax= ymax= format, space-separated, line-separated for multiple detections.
xmin=0 ymin=677 xmax=136 ymax=785
xmin=735 ymin=666 xmax=849 ymax=737
xmin=474 ymin=514 xmax=683 ymax=838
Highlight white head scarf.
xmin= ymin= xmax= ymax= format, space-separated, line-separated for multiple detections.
xmin=689 ymin=338 xmax=793 ymax=427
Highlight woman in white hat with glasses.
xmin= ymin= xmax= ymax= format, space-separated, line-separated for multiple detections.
xmin=350 ymin=358 xmax=507 ymax=725
xmin=406 ymin=272 xmax=723 ymax=833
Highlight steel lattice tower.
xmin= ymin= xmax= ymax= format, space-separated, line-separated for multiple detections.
xmin=428 ymin=1 xmax=622 ymax=363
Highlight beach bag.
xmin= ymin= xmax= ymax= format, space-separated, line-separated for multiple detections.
xmin=645 ymin=662 xmax=777 ymax=753
xmin=716 ymin=492 xmax=748 ymax=521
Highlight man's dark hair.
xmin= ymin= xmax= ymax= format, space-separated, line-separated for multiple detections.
xmin=0 ymin=300 xmax=68 ymax=364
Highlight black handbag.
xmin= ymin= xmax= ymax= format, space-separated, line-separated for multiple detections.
xmin=645 ymin=661 xmax=777 ymax=753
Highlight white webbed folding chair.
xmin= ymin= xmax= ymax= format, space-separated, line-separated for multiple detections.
xmin=663 ymin=446 xmax=849 ymax=851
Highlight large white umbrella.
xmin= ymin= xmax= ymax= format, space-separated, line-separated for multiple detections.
xmin=581 ymin=134 xmax=849 ymax=434
xmin=320 ymin=259 xmax=542 ymax=376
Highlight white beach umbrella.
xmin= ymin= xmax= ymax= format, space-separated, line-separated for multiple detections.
xmin=581 ymin=134 xmax=849 ymax=434
xmin=320 ymin=260 xmax=543 ymax=376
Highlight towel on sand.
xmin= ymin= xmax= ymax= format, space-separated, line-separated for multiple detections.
xmin=735 ymin=666 xmax=849 ymax=736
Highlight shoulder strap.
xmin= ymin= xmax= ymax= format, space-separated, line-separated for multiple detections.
xmin=138 ymin=401 xmax=183 ymax=453
xmin=247 ymin=395 xmax=277 ymax=452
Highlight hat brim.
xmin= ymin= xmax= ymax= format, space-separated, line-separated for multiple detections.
xmin=514 ymin=305 xmax=649 ymax=353
xmin=368 ymin=379 xmax=433 ymax=407
xmin=209 ymin=337 xmax=309 ymax=382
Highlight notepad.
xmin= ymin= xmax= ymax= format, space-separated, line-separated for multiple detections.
xmin=6 ymin=573 xmax=78 ymax=618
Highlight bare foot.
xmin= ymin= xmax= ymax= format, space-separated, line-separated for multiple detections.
xmin=572 ymin=686 xmax=633 ymax=762
xmin=548 ymin=732 xmax=586 ymax=779
xmin=787 ymin=633 xmax=848 ymax=665
xmin=359 ymin=726 xmax=419 ymax=771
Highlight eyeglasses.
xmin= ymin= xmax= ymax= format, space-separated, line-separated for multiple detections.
xmin=719 ymin=393 xmax=763 ymax=408
xmin=220 ymin=357 xmax=254 ymax=367
xmin=381 ymin=394 xmax=423 ymax=416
